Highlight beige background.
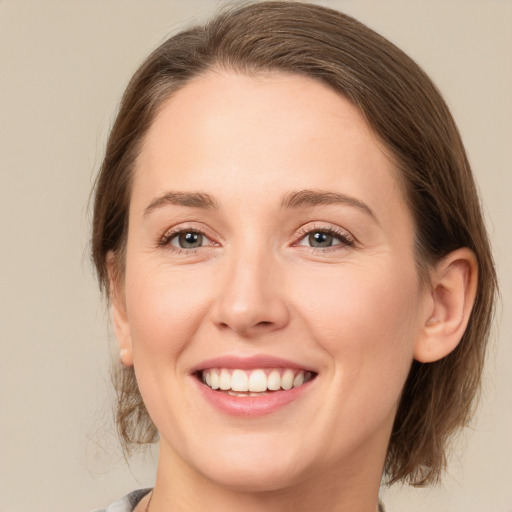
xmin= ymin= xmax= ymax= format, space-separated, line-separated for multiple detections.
xmin=0 ymin=1 xmax=510 ymax=511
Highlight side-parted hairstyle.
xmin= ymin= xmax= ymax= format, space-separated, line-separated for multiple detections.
xmin=91 ymin=1 xmax=496 ymax=486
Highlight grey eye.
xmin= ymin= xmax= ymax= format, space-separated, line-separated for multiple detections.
xmin=173 ymin=231 xmax=204 ymax=248
xmin=308 ymin=231 xmax=335 ymax=248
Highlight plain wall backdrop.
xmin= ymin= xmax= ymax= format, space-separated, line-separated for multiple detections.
xmin=0 ymin=1 xmax=510 ymax=511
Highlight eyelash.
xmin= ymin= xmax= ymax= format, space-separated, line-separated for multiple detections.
xmin=158 ymin=224 xmax=355 ymax=254
xmin=159 ymin=225 xmax=217 ymax=254
xmin=293 ymin=224 xmax=355 ymax=251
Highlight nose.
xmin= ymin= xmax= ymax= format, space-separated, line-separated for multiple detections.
xmin=211 ymin=249 xmax=290 ymax=337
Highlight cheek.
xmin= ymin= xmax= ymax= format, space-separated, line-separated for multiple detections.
xmin=294 ymin=260 xmax=421 ymax=388
xmin=124 ymin=263 xmax=213 ymax=360
xmin=122 ymin=263 xmax=215 ymax=434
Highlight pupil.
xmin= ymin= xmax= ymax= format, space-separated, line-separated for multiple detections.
xmin=309 ymin=231 xmax=332 ymax=247
xmin=179 ymin=232 xmax=202 ymax=248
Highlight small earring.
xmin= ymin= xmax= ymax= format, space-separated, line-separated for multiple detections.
xmin=119 ymin=347 xmax=133 ymax=366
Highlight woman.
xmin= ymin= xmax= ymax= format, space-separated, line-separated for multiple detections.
xmin=90 ymin=2 xmax=496 ymax=511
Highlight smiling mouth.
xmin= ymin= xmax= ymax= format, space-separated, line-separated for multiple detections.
xmin=198 ymin=368 xmax=316 ymax=396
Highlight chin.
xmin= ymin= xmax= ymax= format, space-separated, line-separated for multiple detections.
xmin=200 ymin=458 xmax=307 ymax=493
xmin=184 ymin=433 xmax=313 ymax=493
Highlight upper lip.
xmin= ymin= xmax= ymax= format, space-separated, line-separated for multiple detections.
xmin=190 ymin=354 xmax=317 ymax=374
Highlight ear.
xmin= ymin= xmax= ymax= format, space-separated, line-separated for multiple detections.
xmin=414 ymin=248 xmax=478 ymax=363
xmin=106 ymin=252 xmax=133 ymax=367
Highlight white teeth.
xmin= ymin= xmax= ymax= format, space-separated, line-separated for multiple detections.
xmin=281 ymin=369 xmax=294 ymax=390
xmin=267 ymin=369 xmax=281 ymax=391
xmin=231 ymin=369 xmax=249 ymax=392
xmin=201 ymin=368 xmax=312 ymax=393
xmin=210 ymin=369 xmax=220 ymax=390
xmin=293 ymin=371 xmax=304 ymax=388
xmin=219 ymin=369 xmax=231 ymax=390
xmin=248 ymin=369 xmax=267 ymax=392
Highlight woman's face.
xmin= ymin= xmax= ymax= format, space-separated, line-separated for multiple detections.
xmin=114 ymin=71 xmax=431 ymax=492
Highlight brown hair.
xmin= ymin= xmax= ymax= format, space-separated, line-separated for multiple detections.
xmin=91 ymin=1 xmax=497 ymax=486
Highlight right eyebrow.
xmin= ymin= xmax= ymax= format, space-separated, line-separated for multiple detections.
xmin=281 ymin=189 xmax=377 ymax=221
xmin=143 ymin=191 xmax=219 ymax=218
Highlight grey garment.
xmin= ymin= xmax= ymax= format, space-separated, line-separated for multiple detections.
xmin=92 ymin=489 xmax=152 ymax=512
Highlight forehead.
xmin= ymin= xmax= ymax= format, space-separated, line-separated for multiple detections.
xmin=133 ymin=70 xmax=407 ymax=222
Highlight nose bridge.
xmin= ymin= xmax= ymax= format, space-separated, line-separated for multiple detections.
xmin=213 ymin=238 xmax=289 ymax=336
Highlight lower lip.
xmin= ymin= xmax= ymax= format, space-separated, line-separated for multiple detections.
xmin=193 ymin=377 xmax=315 ymax=417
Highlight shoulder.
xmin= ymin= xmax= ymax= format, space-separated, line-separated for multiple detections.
xmin=91 ymin=489 xmax=152 ymax=512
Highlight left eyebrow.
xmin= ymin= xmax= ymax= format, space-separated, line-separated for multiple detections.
xmin=143 ymin=191 xmax=219 ymax=218
xmin=281 ymin=189 xmax=377 ymax=221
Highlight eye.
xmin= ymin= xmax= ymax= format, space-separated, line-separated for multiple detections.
xmin=161 ymin=229 xmax=213 ymax=250
xmin=305 ymin=231 xmax=339 ymax=248
xmin=172 ymin=231 xmax=205 ymax=248
xmin=295 ymin=227 xmax=354 ymax=249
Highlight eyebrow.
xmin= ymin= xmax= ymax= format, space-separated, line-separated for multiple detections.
xmin=144 ymin=191 xmax=219 ymax=217
xmin=281 ymin=189 xmax=376 ymax=220
xmin=143 ymin=189 xmax=376 ymax=220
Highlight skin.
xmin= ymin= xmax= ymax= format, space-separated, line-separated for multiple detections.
xmin=110 ymin=70 xmax=477 ymax=512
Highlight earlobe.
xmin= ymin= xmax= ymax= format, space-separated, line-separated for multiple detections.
xmin=414 ymin=248 xmax=478 ymax=363
xmin=106 ymin=252 xmax=134 ymax=367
